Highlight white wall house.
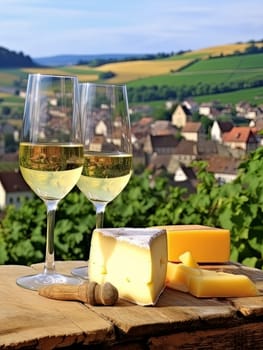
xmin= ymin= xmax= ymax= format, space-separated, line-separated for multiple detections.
xmin=211 ymin=120 xmax=234 ymax=143
xmin=0 ymin=171 xmax=33 ymax=209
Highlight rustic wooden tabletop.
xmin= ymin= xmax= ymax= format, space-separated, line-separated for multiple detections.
xmin=1 ymin=261 xmax=263 ymax=350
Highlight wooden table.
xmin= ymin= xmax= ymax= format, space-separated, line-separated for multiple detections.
xmin=1 ymin=261 xmax=263 ymax=350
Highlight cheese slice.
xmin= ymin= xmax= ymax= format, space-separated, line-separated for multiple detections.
xmin=156 ymin=225 xmax=230 ymax=263
xmin=189 ymin=271 xmax=259 ymax=298
xmin=166 ymin=252 xmax=259 ymax=298
xmin=88 ymin=227 xmax=167 ymax=306
xmin=166 ymin=261 xmax=200 ymax=292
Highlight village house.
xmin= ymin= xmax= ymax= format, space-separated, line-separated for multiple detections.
xmin=181 ymin=122 xmax=204 ymax=142
xmin=0 ymin=170 xmax=33 ymax=209
xmin=250 ymin=118 xmax=263 ymax=145
xmin=197 ymin=139 xmax=231 ymax=159
xmin=222 ymin=126 xmax=258 ymax=153
xmin=236 ymin=101 xmax=251 ymax=115
xmin=181 ymin=99 xmax=199 ymax=113
xmin=171 ymin=104 xmax=192 ymax=128
xmin=143 ymin=134 xmax=179 ymax=165
xmin=144 ymin=134 xmax=179 ymax=157
xmin=210 ymin=120 xmax=234 ymax=143
xmin=172 ymin=139 xmax=198 ymax=166
xmin=150 ymin=120 xmax=177 ymax=136
xmin=206 ymin=155 xmax=241 ymax=184
xmin=198 ymin=102 xmax=214 ymax=118
xmin=235 ymin=102 xmax=262 ymax=120
xmin=199 ymin=102 xmax=221 ymax=120
xmin=147 ymin=153 xmax=197 ymax=194
xmin=173 ymin=163 xmax=197 ymax=194
xmin=131 ymin=117 xmax=153 ymax=147
xmin=95 ymin=119 xmax=108 ymax=136
xmin=244 ymin=107 xmax=260 ymax=121
xmin=235 ymin=102 xmax=263 ymax=121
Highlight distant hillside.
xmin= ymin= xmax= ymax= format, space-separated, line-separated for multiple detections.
xmin=21 ymin=40 xmax=263 ymax=68
xmin=0 ymin=46 xmax=37 ymax=68
xmin=34 ymin=53 xmax=147 ymax=67
xmin=1 ymin=40 xmax=263 ymax=107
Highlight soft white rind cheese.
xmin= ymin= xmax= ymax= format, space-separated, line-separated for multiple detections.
xmin=89 ymin=227 xmax=167 ymax=306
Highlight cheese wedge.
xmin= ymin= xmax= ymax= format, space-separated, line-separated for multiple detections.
xmin=88 ymin=227 xmax=167 ymax=306
xmin=166 ymin=252 xmax=258 ymax=298
xmin=156 ymin=225 xmax=230 ymax=263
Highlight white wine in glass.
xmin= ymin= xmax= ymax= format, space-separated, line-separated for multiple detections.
xmin=71 ymin=82 xmax=133 ymax=279
xmin=16 ymin=74 xmax=84 ymax=290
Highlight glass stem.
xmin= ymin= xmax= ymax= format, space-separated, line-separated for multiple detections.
xmin=95 ymin=203 xmax=107 ymax=228
xmin=44 ymin=200 xmax=59 ymax=274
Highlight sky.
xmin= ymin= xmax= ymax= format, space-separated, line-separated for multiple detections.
xmin=0 ymin=0 xmax=262 ymax=58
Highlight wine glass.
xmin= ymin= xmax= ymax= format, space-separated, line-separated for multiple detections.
xmin=16 ymin=73 xmax=84 ymax=290
xmin=71 ymin=82 xmax=133 ymax=279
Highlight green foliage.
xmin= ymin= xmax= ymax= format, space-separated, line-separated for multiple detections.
xmin=128 ymin=79 xmax=263 ymax=103
xmin=54 ymin=190 xmax=95 ymax=260
xmin=0 ymin=190 xmax=95 ymax=265
xmin=0 ymin=197 xmax=46 ymax=265
xmin=1 ymin=148 xmax=263 ymax=270
xmin=187 ymin=148 xmax=263 ymax=269
xmin=105 ymin=171 xmax=186 ymax=227
xmin=99 ymin=71 xmax=115 ymax=80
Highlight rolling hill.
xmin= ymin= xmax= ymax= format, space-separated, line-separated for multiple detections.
xmin=20 ymin=41 xmax=263 ymax=85
xmin=33 ymin=53 xmax=148 ymax=67
xmin=0 ymin=41 xmax=263 ymax=109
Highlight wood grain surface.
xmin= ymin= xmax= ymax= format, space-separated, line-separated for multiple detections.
xmin=1 ymin=261 xmax=263 ymax=349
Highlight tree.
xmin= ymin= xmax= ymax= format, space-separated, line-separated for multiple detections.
xmin=0 ymin=46 xmax=37 ymax=68
xmin=2 ymin=106 xmax=11 ymax=116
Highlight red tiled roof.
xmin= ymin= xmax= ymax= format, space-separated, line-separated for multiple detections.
xmin=222 ymin=127 xmax=255 ymax=143
xmin=0 ymin=171 xmax=31 ymax=193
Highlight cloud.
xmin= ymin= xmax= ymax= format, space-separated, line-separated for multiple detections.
xmin=0 ymin=0 xmax=262 ymax=56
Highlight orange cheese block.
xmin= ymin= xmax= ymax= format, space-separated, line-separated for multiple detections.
xmin=156 ymin=225 xmax=230 ymax=263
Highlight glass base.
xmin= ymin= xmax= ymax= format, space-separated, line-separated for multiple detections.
xmin=16 ymin=272 xmax=83 ymax=291
xmin=71 ymin=265 xmax=89 ymax=280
